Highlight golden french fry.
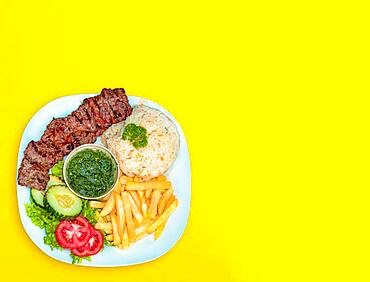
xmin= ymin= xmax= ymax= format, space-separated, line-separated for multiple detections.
xmin=89 ymin=201 xmax=106 ymax=209
xmin=113 ymin=178 xmax=122 ymax=193
xmin=137 ymin=190 xmax=144 ymax=199
xmin=114 ymin=192 xmax=125 ymax=241
xmin=95 ymin=222 xmax=112 ymax=230
xmin=158 ymin=189 xmax=173 ymax=215
xmin=154 ymin=221 xmax=167 ymax=240
xmin=164 ymin=194 xmax=176 ymax=211
xmin=105 ymin=215 xmax=111 ymax=222
xmin=122 ymin=226 xmax=130 ymax=249
xmin=141 ymin=199 xmax=148 ymax=218
xmin=126 ymin=180 xmax=172 ymax=191
xmin=128 ymin=191 xmax=141 ymax=211
xmin=100 ymin=193 xmax=112 ymax=201
xmin=117 ymin=244 xmax=124 ymax=249
xmin=95 ymin=211 xmax=104 ymax=223
xmin=121 ymin=175 xmax=134 ymax=182
xmin=111 ymin=213 xmax=121 ymax=245
xmin=135 ymin=219 xmax=153 ymax=235
xmin=147 ymin=199 xmax=178 ymax=233
xmin=148 ymin=190 xmax=162 ymax=219
xmin=145 ymin=197 xmax=151 ymax=210
xmin=156 ymin=175 xmax=167 ymax=182
xmin=100 ymin=194 xmax=115 ymax=216
xmin=95 ymin=222 xmax=113 ymax=234
xmin=145 ymin=189 xmax=152 ymax=198
xmin=133 ymin=230 xmax=149 ymax=243
xmin=128 ymin=192 xmax=144 ymax=224
xmin=120 ymin=176 xmax=127 ymax=192
xmin=133 ymin=176 xmax=142 ymax=183
xmin=105 ymin=234 xmax=113 ymax=241
xmin=121 ymin=192 xmax=136 ymax=241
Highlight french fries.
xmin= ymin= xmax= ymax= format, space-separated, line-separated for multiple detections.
xmin=128 ymin=192 xmax=144 ymax=224
xmin=122 ymin=228 xmax=130 ymax=249
xmin=114 ymin=192 xmax=125 ymax=241
xmin=89 ymin=201 xmax=106 ymax=209
xmin=158 ymin=189 xmax=173 ymax=215
xmin=154 ymin=222 xmax=166 ymax=240
xmin=129 ymin=191 xmax=141 ymax=211
xmin=110 ymin=213 xmax=121 ymax=245
xmin=121 ymin=191 xmax=136 ymax=242
xmin=145 ymin=189 xmax=152 ymax=198
xmin=148 ymin=190 xmax=162 ymax=219
xmin=95 ymin=222 xmax=113 ymax=234
xmin=93 ymin=174 xmax=178 ymax=250
xmin=100 ymin=193 xmax=111 ymax=201
xmin=126 ymin=180 xmax=172 ymax=190
xmin=100 ymin=195 xmax=115 ymax=216
xmin=147 ymin=199 xmax=178 ymax=234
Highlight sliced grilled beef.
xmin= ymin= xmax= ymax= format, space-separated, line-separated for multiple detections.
xmin=18 ymin=158 xmax=50 ymax=190
xmin=94 ymin=95 xmax=115 ymax=126
xmin=101 ymin=88 xmax=132 ymax=121
xmin=64 ymin=114 xmax=86 ymax=133
xmin=24 ymin=141 xmax=63 ymax=169
xmin=83 ymin=97 xmax=108 ymax=135
xmin=101 ymin=88 xmax=126 ymax=120
xmin=72 ymin=103 xmax=97 ymax=133
xmin=71 ymin=131 xmax=97 ymax=148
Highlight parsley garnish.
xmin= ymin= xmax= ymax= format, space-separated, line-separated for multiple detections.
xmin=122 ymin=123 xmax=148 ymax=149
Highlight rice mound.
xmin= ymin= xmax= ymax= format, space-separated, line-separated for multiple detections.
xmin=102 ymin=105 xmax=179 ymax=181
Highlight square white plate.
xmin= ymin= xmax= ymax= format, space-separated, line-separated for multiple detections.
xmin=16 ymin=94 xmax=191 ymax=267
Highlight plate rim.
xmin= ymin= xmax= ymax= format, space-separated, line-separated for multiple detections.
xmin=16 ymin=93 xmax=191 ymax=267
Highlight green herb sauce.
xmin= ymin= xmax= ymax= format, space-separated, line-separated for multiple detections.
xmin=66 ymin=149 xmax=117 ymax=198
xmin=122 ymin=123 xmax=148 ymax=149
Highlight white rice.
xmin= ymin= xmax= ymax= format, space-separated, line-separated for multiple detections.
xmin=101 ymin=105 xmax=179 ymax=181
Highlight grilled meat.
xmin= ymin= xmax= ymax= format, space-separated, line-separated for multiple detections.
xmin=17 ymin=88 xmax=132 ymax=190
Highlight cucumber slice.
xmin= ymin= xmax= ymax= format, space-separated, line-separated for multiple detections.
xmin=31 ymin=189 xmax=45 ymax=207
xmin=47 ymin=175 xmax=65 ymax=188
xmin=45 ymin=185 xmax=82 ymax=218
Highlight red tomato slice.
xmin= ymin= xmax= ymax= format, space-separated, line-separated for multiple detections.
xmin=72 ymin=228 xmax=104 ymax=257
xmin=55 ymin=218 xmax=91 ymax=249
xmin=71 ymin=245 xmax=89 ymax=257
xmin=74 ymin=216 xmax=90 ymax=228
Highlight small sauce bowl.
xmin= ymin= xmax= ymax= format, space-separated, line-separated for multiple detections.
xmin=63 ymin=144 xmax=120 ymax=200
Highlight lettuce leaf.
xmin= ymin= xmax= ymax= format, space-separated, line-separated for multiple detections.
xmin=51 ymin=160 xmax=64 ymax=179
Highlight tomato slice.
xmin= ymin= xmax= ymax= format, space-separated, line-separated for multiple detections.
xmin=55 ymin=218 xmax=91 ymax=249
xmin=71 ymin=245 xmax=89 ymax=257
xmin=74 ymin=216 xmax=90 ymax=228
xmin=72 ymin=228 xmax=103 ymax=257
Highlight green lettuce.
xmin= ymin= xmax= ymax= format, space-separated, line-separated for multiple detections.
xmin=51 ymin=160 xmax=64 ymax=179
xmin=25 ymin=198 xmax=61 ymax=250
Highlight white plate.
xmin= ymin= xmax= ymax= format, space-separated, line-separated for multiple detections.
xmin=16 ymin=94 xmax=191 ymax=267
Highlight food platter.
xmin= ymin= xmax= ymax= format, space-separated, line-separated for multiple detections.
xmin=16 ymin=93 xmax=191 ymax=266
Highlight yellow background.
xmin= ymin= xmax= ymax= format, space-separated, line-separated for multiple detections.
xmin=0 ymin=1 xmax=369 ymax=281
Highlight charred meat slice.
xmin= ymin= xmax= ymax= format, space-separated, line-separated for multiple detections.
xmin=83 ymin=97 xmax=109 ymax=135
xmin=24 ymin=141 xmax=63 ymax=169
xmin=72 ymin=103 xmax=97 ymax=133
xmin=64 ymin=114 xmax=86 ymax=133
xmin=41 ymin=118 xmax=72 ymax=146
xmin=18 ymin=158 xmax=50 ymax=190
xmin=101 ymin=88 xmax=132 ymax=121
xmin=94 ymin=95 xmax=115 ymax=125
xmin=101 ymin=88 xmax=125 ymax=120
xmin=71 ymin=131 xmax=97 ymax=148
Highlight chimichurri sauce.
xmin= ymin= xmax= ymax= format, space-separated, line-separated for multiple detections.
xmin=66 ymin=148 xmax=117 ymax=198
